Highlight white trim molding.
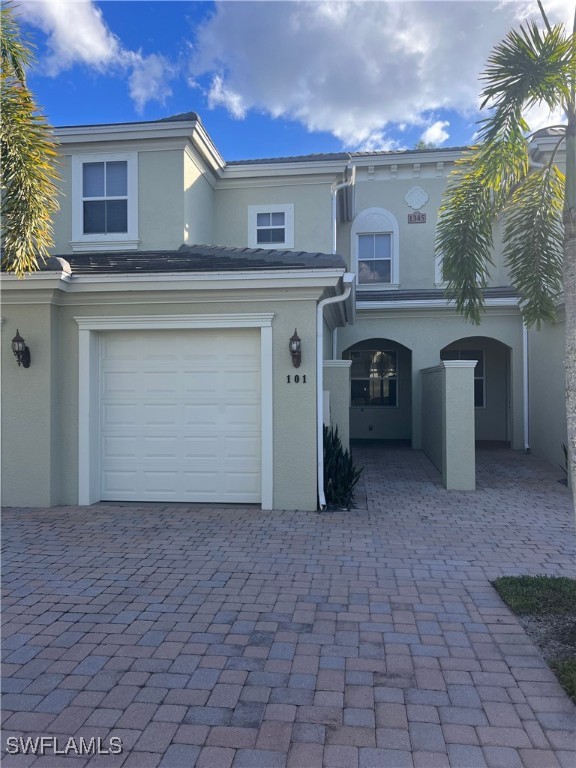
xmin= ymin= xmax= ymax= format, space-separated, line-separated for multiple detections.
xmin=351 ymin=207 xmax=400 ymax=288
xmin=75 ymin=313 xmax=275 ymax=510
xmin=71 ymin=152 xmax=139 ymax=251
xmin=248 ymin=203 xmax=294 ymax=249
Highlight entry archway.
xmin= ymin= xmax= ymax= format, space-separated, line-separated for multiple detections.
xmin=343 ymin=338 xmax=412 ymax=440
xmin=440 ymin=336 xmax=512 ymax=443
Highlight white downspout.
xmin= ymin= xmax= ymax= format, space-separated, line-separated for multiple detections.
xmin=331 ymin=164 xmax=355 ymax=254
xmin=523 ymin=323 xmax=530 ymax=452
xmin=317 ymin=273 xmax=355 ymax=509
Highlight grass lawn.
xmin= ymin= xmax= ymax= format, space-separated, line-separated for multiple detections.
xmin=493 ymin=575 xmax=576 ymax=704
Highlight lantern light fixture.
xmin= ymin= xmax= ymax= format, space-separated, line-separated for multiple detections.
xmin=11 ymin=330 xmax=31 ymax=368
xmin=289 ymin=328 xmax=302 ymax=368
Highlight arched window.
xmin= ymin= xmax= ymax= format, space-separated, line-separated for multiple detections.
xmin=351 ymin=208 xmax=399 ymax=288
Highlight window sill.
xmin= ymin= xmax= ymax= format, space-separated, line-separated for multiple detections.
xmin=71 ymin=239 xmax=140 ymax=253
xmin=357 ymin=283 xmax=400 ymax=291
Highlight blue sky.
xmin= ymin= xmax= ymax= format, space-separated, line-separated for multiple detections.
xmin=19 ymin=0 xmax=570 ymax=161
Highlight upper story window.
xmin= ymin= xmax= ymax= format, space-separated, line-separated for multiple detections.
xmin=248 ymin=204 xmax=294 ymax=249
xmin=351 ymin=208 xmax=399 ymax=289
xmin=71 ymin=153 xmax=138 ymax=252
xmin=83 ymin=161 xmax=127 ymax=234
xmin=358 ymin=233 xmax=392 ymax=284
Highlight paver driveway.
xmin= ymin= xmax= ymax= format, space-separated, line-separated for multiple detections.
xmin=2 ymin=444 xmax=575 ymax=768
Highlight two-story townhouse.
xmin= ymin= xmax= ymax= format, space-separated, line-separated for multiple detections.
xmin=1 ymin=113 xmax=568 ymax=510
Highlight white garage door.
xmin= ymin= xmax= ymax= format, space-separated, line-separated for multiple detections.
xmin=99 ymin=328 xmax=261 ymax=502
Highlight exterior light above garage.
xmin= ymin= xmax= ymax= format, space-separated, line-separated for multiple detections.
xmin=289 ymin=329 xmax=302 ymax=368
xmin=11 ymin=330 xmax=30 ymax=368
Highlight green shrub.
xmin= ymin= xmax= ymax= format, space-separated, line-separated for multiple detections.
xmin=323 ymin=425 xmax=363 ymax=510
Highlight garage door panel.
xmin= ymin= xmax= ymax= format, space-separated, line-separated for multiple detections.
xmin=101 ymin=470 xmax=138 ymax=494
xmin=101 ymin=436 xmax=140 ymax=459
xmin=102 ymin=403 xmax=140 ymax=427
xmin=101 ymin=371 xmax=140 ymax=394
xmin=139 ymin=404 xmax=181 ymax=425
xmin=224 ymin=472 xmax=260 ymax=495
xmin=141 ymin=436 xmax=181 ymax=458
xmin=224 ymin=404 xmax=261 ymax=425
xmin=100 ymin=329 xmax=261 ymax=503
xmin=182 ymin=437 xmax=220 ymax=458
xmin=182 ymin=404 xmax=221 ymax=425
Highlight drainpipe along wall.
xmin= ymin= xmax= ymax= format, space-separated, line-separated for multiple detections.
xmin=317 ymin=274 xmax=355 ymax=509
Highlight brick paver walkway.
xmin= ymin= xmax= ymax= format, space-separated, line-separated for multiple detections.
xmin=2 ymin=445 xmax=575 ymax=767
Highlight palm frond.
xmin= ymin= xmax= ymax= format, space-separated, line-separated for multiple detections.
xmin=480 ymin=22 xmax=572 ymax=123
xmin=502 ymin=164 xmax=565 ymax=327
xmin=0 ymin=3 xmax=32 ymax=82
xmin=1 ymin=2 xmax=60 ymax=276
xmin=436 ymin=153 xmax=497 ymax=324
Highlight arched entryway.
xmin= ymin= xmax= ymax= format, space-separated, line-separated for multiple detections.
xmin=440 ymin=336 xmax=512 ymax=444
xmin=343 ymin=338 xmax=412 ymax=440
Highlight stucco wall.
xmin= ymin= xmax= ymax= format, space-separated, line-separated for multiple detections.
xmin=341 ymin=167 xmax=512 ymax=290
xmin=421 ymin=362 xmax=476 ymax=490
xmin=528 ymin=314 xmax=568 ymax=472
xmin=421 ymin=365 xmax=444 ymax=473
xmin=184 ymin=150 xmax=214 ymax=245
xmin=139 ymin=150 xmax=184 ymax=250
xmin=50 ymin=146 xmax=207 ymax=255
xmin=338 ymin=308 xmax=524 ymax=449
xmin=1 ymin=304 xmax=60 ymax=506
xmin=213 ymin=180 xmax=333 ymax=253
xmin=323 ymin=361 xmax=352 ymax=450
xmin=1 ymin=283 xmax=330 ymax=511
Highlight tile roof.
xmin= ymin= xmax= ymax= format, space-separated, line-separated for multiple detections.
xmin=227 ymin=146 xmax=469 ymax=166
xmin=52 ymin=244 xmax=347 ymax=275
xmin=56 ymin=112 xmax=200 ymax=130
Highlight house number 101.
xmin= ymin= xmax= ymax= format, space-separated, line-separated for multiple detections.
xmin=287 ymin=375 xmax=307 ymax=384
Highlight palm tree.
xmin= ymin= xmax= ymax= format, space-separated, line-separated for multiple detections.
xmin=1 ymin=2 xmax=60 ymax=276
xmin=436 ymin=4 xmax=576 ymax=490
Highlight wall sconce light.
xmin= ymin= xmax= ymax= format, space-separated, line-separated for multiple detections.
xmin=11 ymin=330 xmax=31 ymax=368
xmin=289 ymin=328 xmax=302 ymax=368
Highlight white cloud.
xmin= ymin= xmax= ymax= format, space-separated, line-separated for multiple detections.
xmin=189 ymin=0 xmax=571 ymax=148
xmin=207 ymin=74 xmax=247 ymax=119
xmin=128 ymin=53 xmax=175 ymax=113
xmin=19 ymin=0 xmax=175 ymax=112
xmin=421 ymin=120 xmax=450 ymax=146
xmin=19 ymin=0 xmax=121 ymax=74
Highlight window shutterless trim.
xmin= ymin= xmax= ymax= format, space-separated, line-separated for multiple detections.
xmin=71 ymin=152 xmax=139 ymax=251
xmin=248 ymin=204 xmax=294 ymax=249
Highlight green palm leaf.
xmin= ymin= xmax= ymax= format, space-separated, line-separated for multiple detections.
xmin=503 ymin=164 xmax=565 ymax=327
xmin=1 ymin=2 xmax=60 ymax=276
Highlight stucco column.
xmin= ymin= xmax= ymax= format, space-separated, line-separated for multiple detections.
xmin=323 ymin=360 xmax=352 ymax=450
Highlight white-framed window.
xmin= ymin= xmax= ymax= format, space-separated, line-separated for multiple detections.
xmin=358 ymin=233 xmax=392 ymax=283
xmin=345 ymin=349 xmax=398 ymax=407
xmin=71 ymin=153 xmax=138 ymax=251
xmin=351 ymin=208 xmax=399 ymax=288
xmin=440 ymin=349 xmax=485 ymax=407
xmin=248 ymin=204 xmax=294 ymax=249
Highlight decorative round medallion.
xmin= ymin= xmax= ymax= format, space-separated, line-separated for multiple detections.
xmin=405 ymin=186 xmax=429 ymax=210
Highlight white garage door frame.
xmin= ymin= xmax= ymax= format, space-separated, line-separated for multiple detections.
xmin=75 ymin=313 xmax=274 ymax=509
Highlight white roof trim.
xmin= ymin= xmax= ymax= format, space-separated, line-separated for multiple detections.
xmin=357 ymin=297 xmax=519 ymax=310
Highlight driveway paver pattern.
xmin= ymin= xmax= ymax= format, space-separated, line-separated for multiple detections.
xmin=2 ymin=444 xmax=575 ymax=767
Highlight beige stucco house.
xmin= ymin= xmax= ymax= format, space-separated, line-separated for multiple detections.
xmin=1 ymin=113 xmax=568 ymax=509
